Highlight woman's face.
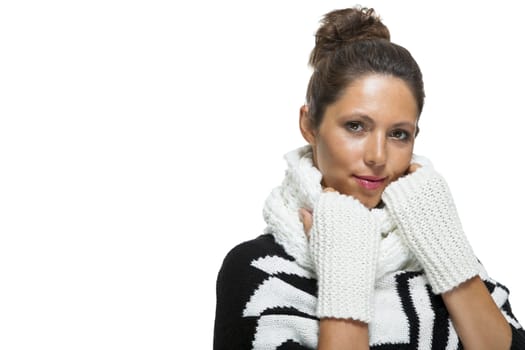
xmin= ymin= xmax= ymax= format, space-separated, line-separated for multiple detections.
xmin=300 ymin=74 xmax=419 ymax=209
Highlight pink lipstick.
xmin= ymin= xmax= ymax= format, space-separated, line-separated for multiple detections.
xmin=353 ymin=175 xmax=386 ymax=190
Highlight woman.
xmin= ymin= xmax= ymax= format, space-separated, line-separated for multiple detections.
xmin=213 ymin=7 xmax=525 ymax=349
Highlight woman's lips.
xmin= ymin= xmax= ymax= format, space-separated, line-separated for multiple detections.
xmin=353 ymin=175 xmax=387 ymax=190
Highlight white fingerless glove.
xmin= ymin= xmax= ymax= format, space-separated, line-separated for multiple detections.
xmin=309 ymin=191 xmax=380 ymax=322
xmin=382 ymin=167 xmax=480 ymax=294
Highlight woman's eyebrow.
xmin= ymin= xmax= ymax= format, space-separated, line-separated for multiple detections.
xmin=340 ymin=113 xmax=374 ymax=122
xmin=392 ymin=121 xmax=416 ymax=129
xmin=341 ymin=114 xmax=415 ymax=129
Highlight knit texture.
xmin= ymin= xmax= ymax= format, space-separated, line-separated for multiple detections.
xmin=309 ymin=191 xmax=380 ymax=322
xmin=214 ymin=234 xmax=525 ymax=349
xmin=262 ymin=145 xmax=421 ymax=278
xmin=262 ymin=145 xmax=322 ymax=271
xmin=382 ymin=167 xmax=481 ymax=294
xmin=214 ymin=145 xmax=525 ymax=349
xmin=512 ymin=326 xmax=525 ymax=348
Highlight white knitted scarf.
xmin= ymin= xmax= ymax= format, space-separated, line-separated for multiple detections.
xmin=263 ymin=145 xmax=423 ymax=280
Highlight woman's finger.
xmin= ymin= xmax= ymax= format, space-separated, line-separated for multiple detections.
xmin=299 ymin=208 xmax=313 ymax=238
xmin=407 ymin=163 xmax=422 ymax=174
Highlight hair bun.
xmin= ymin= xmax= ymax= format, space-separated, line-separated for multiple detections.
xmin=309 ymin=7 xmax=390 ymax=68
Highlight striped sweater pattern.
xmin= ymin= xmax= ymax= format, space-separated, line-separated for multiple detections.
xmin=214 ymin=234 xmax=525 ymax=349
xmin=214 ymin=146 xmax=525 ymax=349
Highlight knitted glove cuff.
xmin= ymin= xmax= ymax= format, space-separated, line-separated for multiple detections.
xmin=309 ymin=191 xmax=380 ymax=322
xmin=382 ymin=168 xmax=480 ymax=294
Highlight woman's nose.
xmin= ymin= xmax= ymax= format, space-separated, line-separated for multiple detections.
xmin=364 ymin=134 xmax=387 ymax=167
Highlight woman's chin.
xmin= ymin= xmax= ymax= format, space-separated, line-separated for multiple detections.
xmin=355 ymin=194 xmax=382 ymax=209
xmin=323 ymin=182 xmax=382 ymax=209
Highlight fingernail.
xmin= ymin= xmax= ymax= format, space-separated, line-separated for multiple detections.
xmin=298 ymin=208 xmax=306 ymax=222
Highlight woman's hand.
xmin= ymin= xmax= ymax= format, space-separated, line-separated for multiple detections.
xmin=383 ymin=164 xmax=512 ymax=349
xmin=382 ymin=166 xmax=480 ymax=294
xmin=299 ymin=187 xmax=335 ymax=239
xmin=405 ymin=162 xmax=421 ymax=175
xmin=299 ymin=187 xmax=372 ymax=349
xmin=299 ymin=207 xmax=313 ymax=238
xmin=300 ymin=187 xmax=380 ymax=322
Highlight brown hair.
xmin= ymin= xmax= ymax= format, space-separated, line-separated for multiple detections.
xmin=306 ymin=7 xmax=425 ymax=131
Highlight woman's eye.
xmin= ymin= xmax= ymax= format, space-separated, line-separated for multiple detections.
xmin=390 ymin=129 xmax=409 ymax=140
xmin=345 ymin=121 xmax=364 ymax=132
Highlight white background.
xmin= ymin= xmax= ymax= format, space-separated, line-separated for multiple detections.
xmin=1 ymin=1 xmax=524 ymax=349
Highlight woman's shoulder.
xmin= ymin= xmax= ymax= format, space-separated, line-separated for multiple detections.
xmin=216 ymin=234 xmax=316 ymax=304
xmin=214 ymin=234 xmax=318 ymax=350
xmin=219 ymin=234 xmax=295 ymax=273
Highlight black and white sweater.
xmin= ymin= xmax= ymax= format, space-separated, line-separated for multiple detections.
xmin=214 ymin=146 xmax=525 ymax=349
xmin=214 ymin=234 xmax=525 ymax=349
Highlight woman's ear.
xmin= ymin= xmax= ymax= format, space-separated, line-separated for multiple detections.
xmin=299 ymin=105 xmax=317 ymax=145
